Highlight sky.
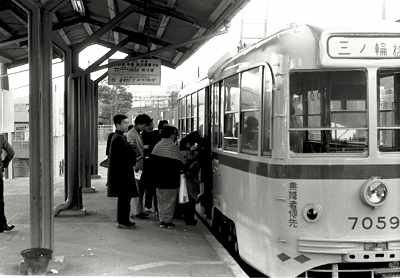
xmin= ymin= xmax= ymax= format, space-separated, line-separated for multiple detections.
xmin=7 ymin=0 xmax=400 ymax=99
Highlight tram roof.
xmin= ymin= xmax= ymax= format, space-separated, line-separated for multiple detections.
xmin=207 ymin=21 xmax=400 ymax=81
xmin=0 ymin=0 xmax=250 ymax=69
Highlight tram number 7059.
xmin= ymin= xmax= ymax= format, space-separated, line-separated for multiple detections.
xmin=348 ymin=216 xmax=400 ymax=230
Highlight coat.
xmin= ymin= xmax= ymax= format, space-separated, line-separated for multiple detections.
xmin=182 ymin=149 xmax=201 ymax=199
xmin=148 ymin=154 xmax=183 ymax=189
xmin=108 ymin=130 xmax=137 ymax=197
xmin=0 ymin=135 xmax=14 ymax=170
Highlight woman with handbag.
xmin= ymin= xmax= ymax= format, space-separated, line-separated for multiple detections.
xmin=149 ymin=125 xmax=184 ymax=228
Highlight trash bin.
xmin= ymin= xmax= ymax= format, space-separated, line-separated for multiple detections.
xmin=20 ymin=248 xmax=52 ymax=275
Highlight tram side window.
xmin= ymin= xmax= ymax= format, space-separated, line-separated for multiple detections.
xmin=179 ymin=99 xmax=186 ymax=137
xmin=212 ymin=84 xmax=220 ymax=148
xmin=223 ymin=74 xmax=240 ymax=151
xmin=377 ymin=70 xmax=400 ymax=152
xmin=192 ymin=93 xmax=198 ymax=132
xmin=198 ymin=89 xmax=205 ymax=137
xmin=240 ymin=67 xmax=261 ymax=155
xmin=263 ymin=66 xmax=273 ymax=154
xmin=186 ymin=95 xmax=191 ymax=134
xmin=289 ymin=71 xmax=368 ymax=154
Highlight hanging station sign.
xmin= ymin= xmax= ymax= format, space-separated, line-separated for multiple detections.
xmin=328 ymin=36 xmax=400 ymax=59
xmin=108 ymin=59 xmax=161 ymax=85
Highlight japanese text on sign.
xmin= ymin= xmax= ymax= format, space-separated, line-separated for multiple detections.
xmin=288 ymin=182 xmax=298 ymax=228
xmin=328 ymin=36 xmax=400 ymax=58
xmin=108 ymin=59 xmax=161 ymax=85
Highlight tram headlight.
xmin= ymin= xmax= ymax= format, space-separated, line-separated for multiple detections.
xmin=360 ymin=178 xmax=388 ymax=207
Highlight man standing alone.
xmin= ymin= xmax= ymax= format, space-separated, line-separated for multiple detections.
xmin=109 ymin=115 xmax=137 ymax=229
xmin=0 ymin=134 xmax=14 ymax=233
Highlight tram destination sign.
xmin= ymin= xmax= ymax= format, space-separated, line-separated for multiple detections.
xmin=108 ymin=59 xmax=161 ymax=85
xmin=328 ymin=36 xmax=400 ymax=59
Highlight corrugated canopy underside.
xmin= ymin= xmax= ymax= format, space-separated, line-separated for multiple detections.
xmin=0 ymin=0 xmax=249 ymax=69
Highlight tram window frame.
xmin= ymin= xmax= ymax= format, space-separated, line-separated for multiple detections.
xmin=212 ymin=83 xmax=220 ymax=148
xmin=377 ymin=69 xmax=400 ymax=152
xmin=289 ymin=70 xmax=369 ymax=155
xmin=178 ymin=98 xmax=186 ymax=137
xmin=198 ymin=88 xmax=206 ymax=137
xmin=192 ymin=92 xmax=198 ymax=132
xmin=240 ymin=67 xmax=262 ymax=155
xmin=262 ymin=65 xmax=274 ymax=155
xmin=186 ymin=95 xmax=191 ymax=134
xmin=223 ymin=74 xmax=240 ymax=152
xmin=219 ymin=81 xmax=224 ymax=148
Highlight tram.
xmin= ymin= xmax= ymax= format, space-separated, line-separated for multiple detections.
xmin=177 ymin=22 xmax=400 ymax=277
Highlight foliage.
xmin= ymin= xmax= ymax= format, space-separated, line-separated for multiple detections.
xmin=98 ymin=84 xmax=132 ymax=124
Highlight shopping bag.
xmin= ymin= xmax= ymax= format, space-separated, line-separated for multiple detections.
xmin=179 ymin=173 xmax=189 ymax=204
xmin=99 ymin=157 xmax=109 ymax=168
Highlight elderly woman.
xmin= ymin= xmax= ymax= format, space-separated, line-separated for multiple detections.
xmin=149 ymin=126 xmax=184 ymax=228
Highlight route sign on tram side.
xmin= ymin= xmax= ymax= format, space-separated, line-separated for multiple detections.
xmin=108 ymin=59 xmax=161 ymax=85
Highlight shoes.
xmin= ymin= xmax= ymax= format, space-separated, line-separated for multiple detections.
xmin=159 ymin=222 xmax=175 ymax=228
xmin=144 ymin=207 xmax=154 ymax=213
xmin=0 ymin=224 xmax=15 ymax=233
xmin=117 ymin=222 xmax=136 ymax=229
xmin=135 ymin=212 xmax=149 ymax=219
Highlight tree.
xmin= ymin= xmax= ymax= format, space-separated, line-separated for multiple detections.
xmin=98 ymin=84 xmax=133 ymax=124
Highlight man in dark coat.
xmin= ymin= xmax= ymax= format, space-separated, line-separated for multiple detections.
xmin=0 ymin=134 xmax=15 ymax=233
xmin=105 ymin=131 xmax=115 ymax=197
xmin=108 ymin=114 xmax=137 ymax=229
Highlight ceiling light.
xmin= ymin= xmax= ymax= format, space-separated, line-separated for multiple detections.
xmin=70 ymin=0 xmax=85 ymax=16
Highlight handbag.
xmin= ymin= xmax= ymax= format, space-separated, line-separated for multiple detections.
xmin=178 ymin=173 xmax=189 ymax=204
xmin=100 ymin=157 xmax=109 ymax=168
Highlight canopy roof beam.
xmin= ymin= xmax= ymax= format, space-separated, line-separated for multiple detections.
xmin=7 ymin=1 xmax=28 ymax=24
xmin=53 ymin=13 xmax=71 ymax=45
xmin=43 ymin=0 xmax=66 ymax=12
xmin=0 ymin=51 xmax=12 ymax=63
xmin=107 ymin=0 xmax=119 ymax=44
xmin=90 ymin=28 xmax=227 ymax=73
xmin=0 ymin=18 xmax=14 ymax=38
xmin=84 ymin=35 xmax=131 ymax=74
xmin=121 ymin=0 xmax=211 ymax=29
xmin=74 ymin=4 xmax=136 ymax=51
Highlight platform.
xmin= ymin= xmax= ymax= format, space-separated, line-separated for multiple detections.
xmin=0 ymin=175 xmax=246 ymax=276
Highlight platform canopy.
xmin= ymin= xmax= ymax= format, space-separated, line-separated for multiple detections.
xmin=0 ymin=0 xmax=250 ymax=69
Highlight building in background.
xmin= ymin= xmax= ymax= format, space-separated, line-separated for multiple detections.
xmin=0 ymin=64 xmax=14 ymax=179
xmin=11 ymin=73 xmax=64 ymax=178
xmin=129 ymin=89 xmax=178 ymax=128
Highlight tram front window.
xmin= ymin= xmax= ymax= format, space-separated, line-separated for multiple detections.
xmin=378 ymin=70 xmax=400 ymax=152
xmin=289 ymin=71 xmax=368 ymax=154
